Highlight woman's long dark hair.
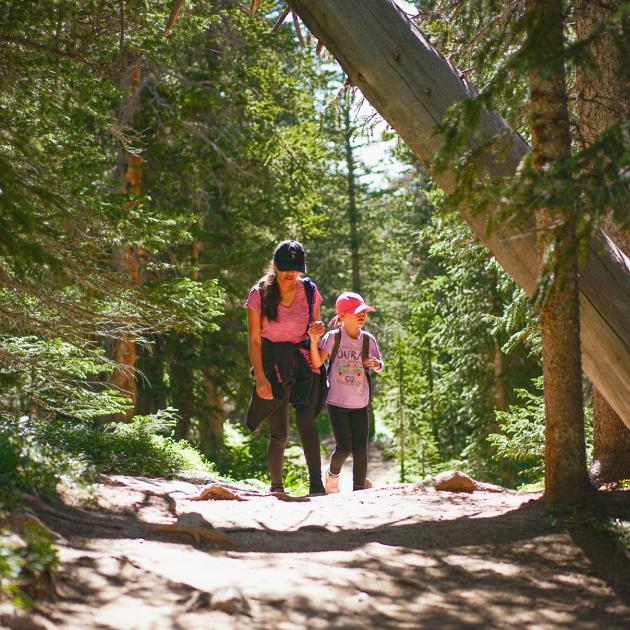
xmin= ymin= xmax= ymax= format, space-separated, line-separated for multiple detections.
xmin=259 ymin=260 xmax=280 ymax=321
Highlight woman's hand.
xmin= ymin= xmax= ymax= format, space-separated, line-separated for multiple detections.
xmin=255 ymin=375 xmax=274 ymax=400
xmin=308 ymin=320 xmax=325 ymax=340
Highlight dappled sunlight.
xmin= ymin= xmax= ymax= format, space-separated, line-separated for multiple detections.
xmin=12 ymin=475 xmax=627 ymax=629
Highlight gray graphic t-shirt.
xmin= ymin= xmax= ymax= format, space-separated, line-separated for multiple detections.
xmin=319 ymin=328 xmax=382 ymax=409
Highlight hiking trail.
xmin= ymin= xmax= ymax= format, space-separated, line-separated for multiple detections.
xmin=3 ymin=469 xmax=630 ymax=630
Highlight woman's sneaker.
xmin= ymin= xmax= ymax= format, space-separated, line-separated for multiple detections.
xmin=308 ymin=483 xmax=327 ymax=496
xmin=325 ymin=469 xmax=340 ymax=494
xmin=353 ymin=478 xmax=373 ymax=491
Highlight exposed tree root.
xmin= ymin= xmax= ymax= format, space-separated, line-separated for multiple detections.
xmin=4 ymin=511 xmax=58 ymax=539
xmin=148 ymin=512 xmax=235 ymax=547
xmin=133 ymin=490 xmax=178 ymax=515
xmin=269 ymin=492 xmax=311 ymax=502
xmin=189 ymin=483 xmax=312 ymax=502
xmin=590 ymin=457 xmax=630 ymax=488
xmin=20 ymin=496 xmax=125 ymax=531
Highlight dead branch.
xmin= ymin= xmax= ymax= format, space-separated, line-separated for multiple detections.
xmin=273 ymin=7 xmax=291 ymax=32
xmin=164 ymin=0 xmax=186 ymax=36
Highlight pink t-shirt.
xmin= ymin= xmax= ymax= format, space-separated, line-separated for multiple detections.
xmin=246 ymin=279 xmax=323 ymax=372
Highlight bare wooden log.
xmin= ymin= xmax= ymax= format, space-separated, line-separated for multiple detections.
xmin=288 ymin=0 xmax=630 ymax=428
xmin=575 ymin=0 xmax=630 ymax=483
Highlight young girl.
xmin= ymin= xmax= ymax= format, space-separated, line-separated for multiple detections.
xmin=308 ymin=291 xmax=383 ymax=492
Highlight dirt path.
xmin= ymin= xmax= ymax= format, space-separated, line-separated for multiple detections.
xmin=2 ymin=475 xmax=629 ymax=630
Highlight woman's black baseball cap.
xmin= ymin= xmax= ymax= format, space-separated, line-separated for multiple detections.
xmin=273 ymin=240 xmax=306 ymax=272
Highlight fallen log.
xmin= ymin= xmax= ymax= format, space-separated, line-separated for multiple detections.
xmin=288 ymin=0 xmax=630 ymax=428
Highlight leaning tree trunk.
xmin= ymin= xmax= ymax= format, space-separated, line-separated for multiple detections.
xmin=527 ymin=0 xmax=591 ymax=503
xmin=575 ymin=0 xmax=630 ymax=485
xmin=343 ymin=101 xmax=361 ymax=293
xmin=112 ymin=48 xmax=143 ymax=419
xmin=286 ymin=0 xmax=630 ymax=431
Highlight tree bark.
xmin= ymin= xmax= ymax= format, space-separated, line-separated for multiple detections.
xmin=591 ymin=388 xmax=630 ymax=484
xmin=136 ymin=336 xmax=167 ymax=415
xmin=526 ymin=0 xmax=592 ymax=503
xmin=171 ymin=342 xmax=194 ymax=440
xmin=200 ymin=373 xmax=225 ymax=458
xmin=112 ymin=48 xmax=143 ymax=419
xmin=575 ymin=0 xmax=630 ymax=484
xmin=173 ymin=240 xmax=202 ymax=441
xmin=287 ymin=0 xmax=630 ymax=431
xmin=493 ymin=339 xmax=507 ymax=412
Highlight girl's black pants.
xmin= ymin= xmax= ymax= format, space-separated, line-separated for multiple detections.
xmin=327 ymin=403 xmax=369 ymax=490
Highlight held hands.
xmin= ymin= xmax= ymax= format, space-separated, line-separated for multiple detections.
xmin=255 ymin=375 xmax=274 ymax=400
xmin=363 ymin=357 xmax=381 ymax=369
xmin=308 ymin=320 xmax=325 ymax=340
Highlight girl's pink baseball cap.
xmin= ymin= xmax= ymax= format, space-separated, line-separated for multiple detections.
xmin=328 ymin=292 xmax=376 ymax=327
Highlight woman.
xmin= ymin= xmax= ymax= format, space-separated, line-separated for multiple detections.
xmin=245 ymin=240 xmax=327 ymax=495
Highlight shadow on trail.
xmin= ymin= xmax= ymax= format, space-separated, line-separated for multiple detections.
xmin=24 ymin=486 xmax=630 ymax=629
xmin=218 ymin=499 xmax=628 ymax=628
xmin=229 ymin=498 xmax=551 ymax=553
xmin=568 ymin=515 xmax=630 ymax=605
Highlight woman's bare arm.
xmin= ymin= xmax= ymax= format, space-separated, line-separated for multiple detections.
xmin=247 ymin=308 xmax=273 ymax=399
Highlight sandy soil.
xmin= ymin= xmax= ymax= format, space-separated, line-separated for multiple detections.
xmin=2 ymin=474 xmax=629 ymax=630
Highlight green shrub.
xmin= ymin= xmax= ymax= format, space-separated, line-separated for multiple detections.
xmin=488 ymin=377 xmax=593 ymax=487
xmin=0 ymin=522 xmax=58 ymax=608
xmin=36 ymin=409 xmax=215 ymax=478
xmin=0 ymin=409 xmax=217 ymax=609
xmin=0 ymin=417 xmax=80 ymax=505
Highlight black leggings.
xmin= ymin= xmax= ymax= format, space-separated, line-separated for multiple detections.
xmin=327 ymin=404 xmax=369 ymax=489
xmin=267 ymin=384 xmax=323 ymax=488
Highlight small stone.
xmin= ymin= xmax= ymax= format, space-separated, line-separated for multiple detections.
xmin=211 ymin=586 xmax=251 ymax=616
xmin=184 ymin=591 xmax=212 ymax=612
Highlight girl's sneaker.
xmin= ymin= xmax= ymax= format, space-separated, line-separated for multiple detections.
xmin=325 ymin=469 xmax=340 ymax=494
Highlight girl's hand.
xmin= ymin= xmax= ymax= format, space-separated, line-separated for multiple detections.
xmin=363 ymin=357 xmax=381 ymax=369
xmin=308 ymin=320 xmax=325 ymax=339
xmin=255 ymin=376 xmax=274 ymax=400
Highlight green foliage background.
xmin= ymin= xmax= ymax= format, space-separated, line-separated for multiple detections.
xmin=2 ymin=0 xmax=627 ymax=606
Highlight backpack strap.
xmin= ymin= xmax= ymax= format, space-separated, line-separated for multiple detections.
xmin=329 ymin=329 xmax=342 ymax=366
xmin=362 ymin=331 xmax=374 ymax=401
xmin=301 ymin=277 xmax=316 ymax=350
xmin=302 ymin=277 xmax=315 ymax=323
xmin=361 ymin=331 xmax=372 ymax=366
